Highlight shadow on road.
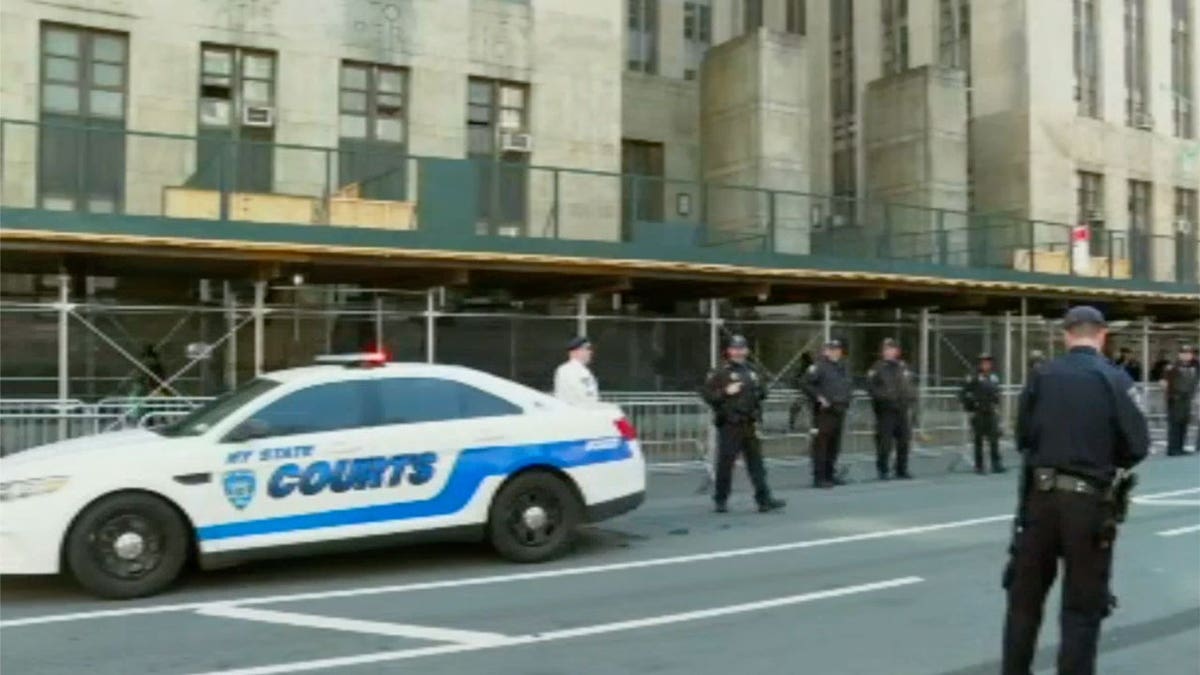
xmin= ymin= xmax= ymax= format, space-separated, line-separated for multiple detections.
xmin=933 ymin=606 xmax=1200 ymax=675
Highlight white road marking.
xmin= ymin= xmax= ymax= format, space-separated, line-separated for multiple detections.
xmin=4 ymin=485 xmax=1193 ymax=631
xmin=1136 ymin=499 xmax=1200 ymax=507
xmin=195 ymin=605 xmax=508 ymax=645
xmin=0 ymin=514 xmax=1004 ymax=629
xmin=1133 ymin=487 xmax=1200 ymax=504
xmin=187 ymin=576 xmax=924 ymax=675
xmin=1156 ymin=524 xmax=1200 ymax=537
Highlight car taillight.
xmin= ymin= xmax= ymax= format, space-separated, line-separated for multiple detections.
xmin=614 ymin=417 xmax=637 ymax=440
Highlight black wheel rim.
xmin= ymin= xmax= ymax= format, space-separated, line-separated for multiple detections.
xmin=88 ymin=513 xmax=165 ymax=580
xmin=506 ymin=488 xmax=563 ymax=548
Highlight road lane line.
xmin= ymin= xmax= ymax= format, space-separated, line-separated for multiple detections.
xmin=1133 ymin=487 xmax=1200 ymax=503
xmin=1 ymin=514 xmax=1005 ymax=629
xmin=1136 ymin=498 xmax=1200 ymax=507
xmin=1157 ymin=524 xmax=1200 ymax=537
xmin=6 ymin=484 xmax=1194 ymax=630
xmin=187 ymin=576 xmax=925 ymax=675
xmin=195 ymin=605 xmax=509 ymax=645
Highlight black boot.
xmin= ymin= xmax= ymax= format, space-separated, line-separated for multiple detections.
xmin=758 ymin=497 xmax=786 ymax=512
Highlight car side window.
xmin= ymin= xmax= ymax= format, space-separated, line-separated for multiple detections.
xmin=377 ymin=377 xmax=521 ymax=425
xmin=241 ymin=380 xmax=373 ymax=439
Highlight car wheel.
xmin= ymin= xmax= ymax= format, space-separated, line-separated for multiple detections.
xmin=65 ymin=492 xmax=190 ymax=599
xmin=488 ymin=471 xmax=581 ymax=563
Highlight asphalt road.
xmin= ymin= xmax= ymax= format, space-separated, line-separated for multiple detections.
xmin=2 ymin=454 xmax=1198 ymax=675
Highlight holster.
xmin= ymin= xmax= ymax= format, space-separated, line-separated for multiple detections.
xmin=1003 ymin=464 xmax=1033 ymax=590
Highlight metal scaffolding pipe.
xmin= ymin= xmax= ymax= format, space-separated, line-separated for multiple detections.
xmin=1019 ymin=297 xmax=1028 ymax=384
xmin=576 ymin=293 xmax=588 ymax=337
xmin=253 ymin=280 xmax=266 ymax=376
xmin=57 ymin=273 xmax=70 ymax=440
xmin=1141 ymin=317 xmax=1151 ymax=387
xmin=708 ymin=299 xmax=719 ymax=369
xmin=918 ymin=308 xmax=930 ymax=415
xmin=822 ymin=303 xmax=833 ymax=344
xmin=374 ymin=295 xmax=384 ymax=350
xmin=1003 ymin=311 xmax=1014 ymax=422
xmin=224 ymin=282 xmax=237 ymax=388
xmin=425 ymin=288 xmax=437 ymax=364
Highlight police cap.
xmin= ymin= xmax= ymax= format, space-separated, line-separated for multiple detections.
xmin=1181 ymin=344 xmax=1197 ymax=354
xmin=1063 ymin=305 xmax=1107 ymax=330
xmin=825 ymin=337 xmax=847 ymax=350
xmin=881 ymin=337 xmax=899 ymax=349
xmin=726 ymin=334 xmax=749 ymax=349
xmin=566 ymin=336 xmax=592 ymax=351
xmin=978 ymin=352 xmax=994 ymax=361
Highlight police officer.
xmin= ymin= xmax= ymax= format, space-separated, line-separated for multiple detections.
xmin=1162 ymin=344 xmax=1198 ymax=456
xmin=701 ymin=335 xmax=786 ymax=513
xmin=961 ymin=353 xmax=1005 ymax=474
xmin=553 ymin=336 xmax=599 ymax=406
xmin=1002 ymin=305 xmax=1149 ymax=675
xmin=800 ymin=338 xmax=853 ymax=489
xmin=1027 ymin=350 xmax=1046 ymax=381
xmin=868 ymin=338 xmax=917 ymax=480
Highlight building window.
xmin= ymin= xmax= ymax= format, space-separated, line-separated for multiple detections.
xmin=786 ymin=0 xmax=806 ymax=35
xmin=468 ymin=78 xmax=530 ymax=236
xmin=938 ymin=0 xmax=969 ymax=70
xmin=1128 ymin=179 xmax=1152 ymax=276
xmin=1124 ymin=0 xmax=1150 ymax=128
xmin=1074 ymin=0 xmax=1100 ymax=118
xmin=683 ymin=0 xmax=712 ymax=80
xmin=830 ymin=0 xmax=856 ymax=207
xmin=337 ymin=62 xmax=407 ymax=200
xmin=628 ymin=0 xmax=658 ymax=74
xmin=743 ymin=0 xmax=763 ymax=34
xmin=1175 ymin=187 xmax=1198 ymax=282
xmin=621 ymin=139 xmax=665 ymax=237
xmin=193 ymin=45 xmax=276 ymax=193
xmin=1076 ymin=171 xmax=1105 ymax=254
xmin=1172 ymin=0 xmax=1195 ymax=138
xmin=38 ymin=23 xmax=127 ymax=212
xmin=881 ymin=0 xmax=909 ymax=76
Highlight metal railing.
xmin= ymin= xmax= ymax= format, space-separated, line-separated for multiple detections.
xmin=3 ymin=118 xmax=1196 ymax=285
xmin=0 ymin=385 xmax=1174 ymax=459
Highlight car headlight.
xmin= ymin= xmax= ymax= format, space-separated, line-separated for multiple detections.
xmin=0 ymin=476 xmax=69 ymax=502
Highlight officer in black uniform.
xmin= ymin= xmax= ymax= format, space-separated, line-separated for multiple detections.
xmin=1002 ymin=305 xmax=1149 ymax=675
xmin=1162 ymin=344 xmax=1198 ymax=456
xmin=961 ymin=353 xmax=1005 ymax=474
xmin=868 ymin=338 xmax=917 ymax=480
xmin=701 ymin=335 xmax=786 ymax=513
xmin=1027 ymin=350 xmax=1046 ymax=382
xmin=800 ymin=338 xmax=853 ymax=489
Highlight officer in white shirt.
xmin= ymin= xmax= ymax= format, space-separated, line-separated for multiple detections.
xmin=554 ymin=336 xmax=599 ymax=406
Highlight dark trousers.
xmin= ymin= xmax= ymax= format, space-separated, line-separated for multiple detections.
xmin=875 ymin=406 xmax=911 ymax=477
xmin=1166 ymin=398 xmax=1195 ymax=455
xmin=713 ymin=422 xmax=772 ymax=506
xmin=1167 ymin=418 xmax=1189 ymax=455
xmin=812 ymin=407 xmax=845 ymax=482
xmin=1003 ymin=490 xmax=1113 ymax=675
xmin=972 ymin=412 xmax=1003 ymax=471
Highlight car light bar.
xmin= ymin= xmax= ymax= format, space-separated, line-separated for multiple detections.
xmin=313 ymin=352 xmax=389 ymax=367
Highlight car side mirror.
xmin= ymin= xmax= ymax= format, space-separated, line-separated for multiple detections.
xmin=227 ymin=418 xmax=271 ymax=443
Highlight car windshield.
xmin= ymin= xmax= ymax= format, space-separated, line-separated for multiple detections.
xmin=156 ymin=378 xmax=280 ymax=437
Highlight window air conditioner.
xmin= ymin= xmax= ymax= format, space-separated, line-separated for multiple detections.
xmin=1134 ymin=112 xmax=1154 ymax=130
xmin=1175 ymin=218 xmax=1194 ymax=235
xmin=242 ymin=105 xmax=276 ymax=128
xmin=499 ymin=132 xmax=533 ymax=153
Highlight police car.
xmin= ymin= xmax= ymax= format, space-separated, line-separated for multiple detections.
xmin=0 ymin=355 xmax=645 ymax=599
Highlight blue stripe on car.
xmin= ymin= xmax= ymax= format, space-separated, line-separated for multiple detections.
xmin=196 ymin=439 xmax=631 ymax=541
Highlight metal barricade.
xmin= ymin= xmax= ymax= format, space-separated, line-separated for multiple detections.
xmin=0 ymin=384 xmax=1181 ymax=459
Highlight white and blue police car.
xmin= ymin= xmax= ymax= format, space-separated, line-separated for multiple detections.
xmin=0 ymin=354 xmax=645 ymax=598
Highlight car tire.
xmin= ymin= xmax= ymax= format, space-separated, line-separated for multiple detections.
xmin=488 ymin=471 xmax=581 ymax=563
xmin=65 ymin=492 xmax=190 ymax=599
